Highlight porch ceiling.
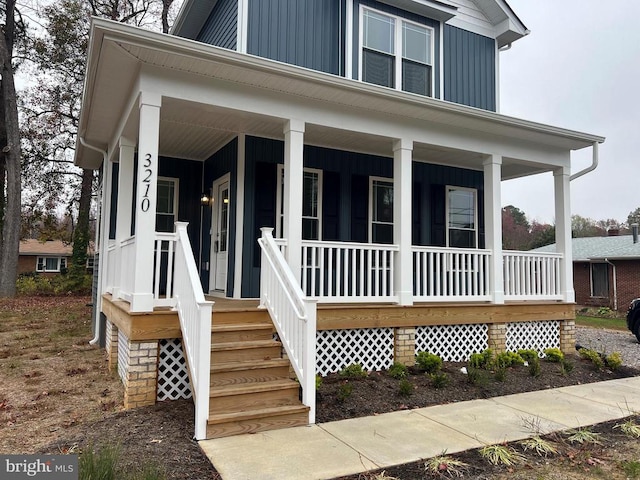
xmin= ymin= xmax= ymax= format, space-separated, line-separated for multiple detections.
xmin=77 ymin=19 xmax=604 ymax=180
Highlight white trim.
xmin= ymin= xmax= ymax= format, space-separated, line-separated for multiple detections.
xmin=494 ymin=40 xmax=500 ymax=112
xmin=345 ymin=0 xmax=354 ymax=79
xmin=439 ymin=20 xmax=444 ymax=100
xmin=36 ymin=256 xmax=67 ymax=273
xmin=369 ymin=176 xmax=394 ymax=243
xmin=276 ymin=165 xmax=323 ymax=241
xmin=233 ymin=134 xmax=245 ymax=298
xmin=445 ymin=185 xmax=478 ymax=248
xmin=209 ymin=173 xmax=231 ymax=295
xmin=237 ymin=0 xmax=248 ymax=54
xmin=358 ymin=5 xmax=436 ymax=97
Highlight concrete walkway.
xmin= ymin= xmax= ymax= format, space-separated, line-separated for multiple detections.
xmin=199 ymin=377 xmax=640 ymax=480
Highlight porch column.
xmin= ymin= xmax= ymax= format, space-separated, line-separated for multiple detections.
xmin=114 ymin=137 xmax=135 ymax=300
xmin=283 ymin=119 xmax=305 ymax=284
xmin=393 ymin=138 xmax=413 ymax=306
xmin=483 ymin=155 xmax=504 ymax=304
xmin=554 ymin=166 xmax=575 ymax=303
xmin=131 ymin=92 xmax=162 ymax=312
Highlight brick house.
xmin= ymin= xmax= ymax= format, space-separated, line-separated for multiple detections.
xmin=18 ymin=239 xmax=72 ymax=276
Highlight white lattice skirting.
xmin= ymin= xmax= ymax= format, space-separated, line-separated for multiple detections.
xmin=316 ymin=328 xmax=394 ymax=376
xmin=157 ymin=339 xmax=192 ymax=401
xmin=506 ymin=321 xmax=560 ymax=356
xmin=415 ymin=324 xmax=488 ymax=362
xmin=117 ymin=329 xmax=129 ymax=383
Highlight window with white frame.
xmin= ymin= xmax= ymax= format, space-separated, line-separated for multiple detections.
xmin=360 ymin=7 xmax=433 ymax=96
xmin=276 ymin=166 xmax=322 ymax=240
xmin=36 ymin=256 xmax=67 ymax=272
xmin=370 ymin=178 xmax=394 ymax=244
xmin=156 ymin=177 xmax=178 ymax=233
xmin=590 ymin=263 xmax=609 ymax=297
xmin=446 ymin=187 xmax=477 ymax=248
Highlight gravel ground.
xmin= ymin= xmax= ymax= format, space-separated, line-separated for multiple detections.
xmin=576 ymin=326 xmax=640 ymax=367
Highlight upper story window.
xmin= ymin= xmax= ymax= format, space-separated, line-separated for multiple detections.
xmin=360 ymin=7 xmax=433 ymax=97
xmin=446 ymin=187 xmax=477 ymax=248
xmin=36 ymin=256 xmax=67 ymax=273
xmin=370 ymin=178 xmax=394 ymax=244
xmin=156 ymin=177 xmax=179 ymax=233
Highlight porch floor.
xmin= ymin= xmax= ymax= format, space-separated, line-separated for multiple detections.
xmin=199 ymin=377 xmax=640 ymax=480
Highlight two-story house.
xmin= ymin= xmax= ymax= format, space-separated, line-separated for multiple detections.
xmin=75 ymin=0 xmax=604 ymax=440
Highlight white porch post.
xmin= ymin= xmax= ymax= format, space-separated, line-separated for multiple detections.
xmin=130 ymin=92 xmax=162 ymax=312
xmin=554 ymin=166 xmax=575 ymax=303
xmin=99 ymin=158 xmax=113 ymax=293
xmin=483 ymin=155 xmax=504 ymax=304
xmin=393 ymin=138 xmax=413 ymax=306
xmin=283 ymin=119 xmax=305 ymax=284
xmin=114 ymin=137 xmax=135 ymax=300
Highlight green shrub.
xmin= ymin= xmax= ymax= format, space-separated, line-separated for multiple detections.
xmin=578 ymin=348 xmax=605 ymax=370
xmin=415 ymin=351 xmax=442 ymax=374
xmin=79 ymin=444 xmax=120 ymax=480
xmin=398 ymin=379 xmax=414 ymax=397
xmin=543 ymin=348 xmax=564 ymax=362
xmin=430 ymin=372 xmax=450 ymax=389
xmin=466 ymin=367 xmax=489 ymax=387
xmin=339 ymin=363 xmax=367 ymax=378
xmin=528 ymin=357 xmax=541 ymax=378
xmin=315 ymin=375 xmax=323 ymax=389
xmin=560 ymin=358 xmax=574 ymax=375
xmin=468 ymin=349 xmax=494 ymax=370
xmin=16 ymin=271 xmax=93 ymax=296
xmin=517 ymin=349 xmax=539 ymax=363
xmin=605 ymin=352 xmax=623 ymax=371
xmin=494 ymin=366 xmax=507 ymax=382
xmin=388 ymin=362 xmax=409 ymax=379
xmin=495 ymin=351 xmax=524 ymax=369
xmin=337 ymin=382 xmax=353 ymax=402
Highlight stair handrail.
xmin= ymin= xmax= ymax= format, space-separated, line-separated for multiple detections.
xmin=258 ymin=227 xmax=317 ymax=424
xmin=173 ymin=222 xmax=214 ymax=440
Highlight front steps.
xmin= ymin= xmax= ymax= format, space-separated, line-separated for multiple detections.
xmin=207 ymin=311 xmax=309 ymax=438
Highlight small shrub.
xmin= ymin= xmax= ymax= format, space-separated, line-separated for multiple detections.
xmin=79 ymin=444 xmax=120 ymax=480
xmin=605 ymin=352 xmax=623 ymax=371
xmin=339 ymin=363 xmax=367 ymax=379
xmin=479 ymin=444 xmax=524 ymax=466
xmin=566 ymin=427 xmax=602 ymax=445
xmin=130 ymin=464 xmax=166 ymax=480
xmin=518 ymin=349 xmax=539 ymax=363
xmin=578 ymin=348 xmax=605 ymax=370
xmin=528 ymin=357 xmax=541 ymax=378
xmin=315 ymin=375 xmax=323 ymax=389
xmin=466 ymin=367 xmax=489 ymax=387
xmin=543 ymin=348 xmax=564 ymax=362
xmin=430 ymin=372 xmax=450 ymax=389
xmin=468 ymin=349 xmax=494 ymax=370
xmin=597 ymin=306 xmax=612 ymax=317
xmin=520 ymin=436 xmax=558 ymax=457
xmin=424 ymin=451 xmax=469 ymax=477
xmin=415 ymin=351 xmax=443 ymax=374
xmin=559 ymin=358 xmax=574 ymax=376
xmin=388 ymin=362 xmax=409 ymax=380
xmin=337 ymin=382 xmax=353 ymax=402
xmin=494 ymin=366 xmax=507 ymax=382
xmin=398 ymin=379 xmax=414 ymax=397
xmin=495 ymin=351 xmax=524 ymax=369
xmin=614 ymin=419 xmax=640 ymax=438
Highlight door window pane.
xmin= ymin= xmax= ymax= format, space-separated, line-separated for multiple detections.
xmin=219 ymin=188 xmax=229 ymax=252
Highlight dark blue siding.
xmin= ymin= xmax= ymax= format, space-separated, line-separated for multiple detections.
xmin=444 ymin=25 xmax=496 ymax=111
xmin=241 ymin=136 xmax=484 ymax=297
xmin=352 ymin=0 xmax=441 ymax=99
xmin=201 ymin=138 xmax=238 ymax=293
xmin=197 ymin=0 xmax=238 ymax=49
xmin=247 ymin=0 xmax=342 ymax=75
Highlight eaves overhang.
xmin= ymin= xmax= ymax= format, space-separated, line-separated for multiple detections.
xmin=377 ymin=0 xmax=458 ymax=22
xmin=76 ymin=18 xmax=603 ymax=170
xmin=170 ymin=0 xmax=218 ymax=39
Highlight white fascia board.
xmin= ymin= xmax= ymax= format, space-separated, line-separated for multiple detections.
xmin=377 ymin=0 xmax=458 ymax=22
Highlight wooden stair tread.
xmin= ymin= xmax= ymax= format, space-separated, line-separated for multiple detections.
xmin=211 ymin=339 xmax=281 ymax=351
xmin=212 ymin=323 xmax=273 ymax=333
xmin=210 ymin=378 xmax=299 ymax=397
xmin=212 ymin=358 xmax=289 ymax=373
xmin=208 ymin=405 xmax=309 ymax=425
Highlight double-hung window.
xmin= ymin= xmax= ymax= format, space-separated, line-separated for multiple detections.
xmin=155 ymin=178 xmax=178 ymax=233
xmin=276 ymin=166 xmax=322 ymax=241
xmin=36 ymin=256 xmax=67 ymax=272
xmin=446 ymin=187 xmax=477 ymax=248
xmin=361 ymin=7 xmax=433 ymax=96
xmin=370 ymin=178 xmax=394 ymax=244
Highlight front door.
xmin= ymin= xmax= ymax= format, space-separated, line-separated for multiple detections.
xmin=210 ymin=176 xmax=230 ymax=294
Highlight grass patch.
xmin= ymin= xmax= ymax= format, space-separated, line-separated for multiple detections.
xmin=575 ymin=315 xmax=627 ymax=331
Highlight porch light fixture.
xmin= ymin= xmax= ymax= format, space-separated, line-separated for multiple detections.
xmin=200 ymin=192 xmax=212 ymax=207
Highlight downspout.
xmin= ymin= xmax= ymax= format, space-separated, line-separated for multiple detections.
xmin=604 ymin=258 xmax=617 ymax=311
xmin=570 ymin=141 xmax=600 ymax=181
xmin=79 ymin=137 xmax=108 ymax=345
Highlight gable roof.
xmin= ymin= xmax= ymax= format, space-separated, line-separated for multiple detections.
xmin=19 ymin=240 xmax=73 ymax=256
xmin=535 ymin=235 xmax=640 ymax=262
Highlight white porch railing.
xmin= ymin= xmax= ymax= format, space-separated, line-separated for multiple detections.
xmin=105 ymin=241 xmax=117 ymax=294
xmin=259 ymin=228 xmax=317 ymax=424
xmin=300 ymin=240 xmax=399 ymax=303
xmin=503 ymin=250 xmax=563 ymax=301
xmin=119 ymin=236 xmax=136 ymax=303
xmin=173 ymin=222 xmax=213 ymax=440
xmin=413 ymin=246 xmax=492 ymax=302
xmin=153 ymin=232 xmax=178 ymax=308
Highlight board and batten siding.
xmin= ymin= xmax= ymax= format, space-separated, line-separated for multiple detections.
xmin=196 ymin=0 xmax=238 ymax=50
xmin=247 ymin=0 xmax=342 ymax=75
xmin=443 ymin=25 xmax=496 ymax=111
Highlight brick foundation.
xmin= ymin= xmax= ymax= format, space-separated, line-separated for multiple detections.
xmin=105 ymin=319 xmax=118 ymax=371
xmin=123 ymin=340 xmax=159 ymax=409
xmin=394 ymin=327 xmax=416 ymax=365
xmin=559 ymin=319 xmax=576 ymax=353
xmin=487 ymin=323 xmax=507 ymax=352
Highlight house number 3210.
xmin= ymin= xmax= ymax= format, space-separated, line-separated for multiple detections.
xmin=141 ymin=153 xmax=153 ymax=212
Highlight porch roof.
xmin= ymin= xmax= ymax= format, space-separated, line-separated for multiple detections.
xmin=76 ymin=19 xmax=604 ymax=178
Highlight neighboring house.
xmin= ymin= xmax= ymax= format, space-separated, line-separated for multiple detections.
xmin=536 ymin=229 xmax=640 ymax=312
xmin=75 ymin=0 xmax=605 ymax=440
xmin=18 ymin=239 xmax=71 ymax=276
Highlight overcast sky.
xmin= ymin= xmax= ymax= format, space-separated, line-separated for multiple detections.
xmin=499 ymin=0 xmax=640 ymax=225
